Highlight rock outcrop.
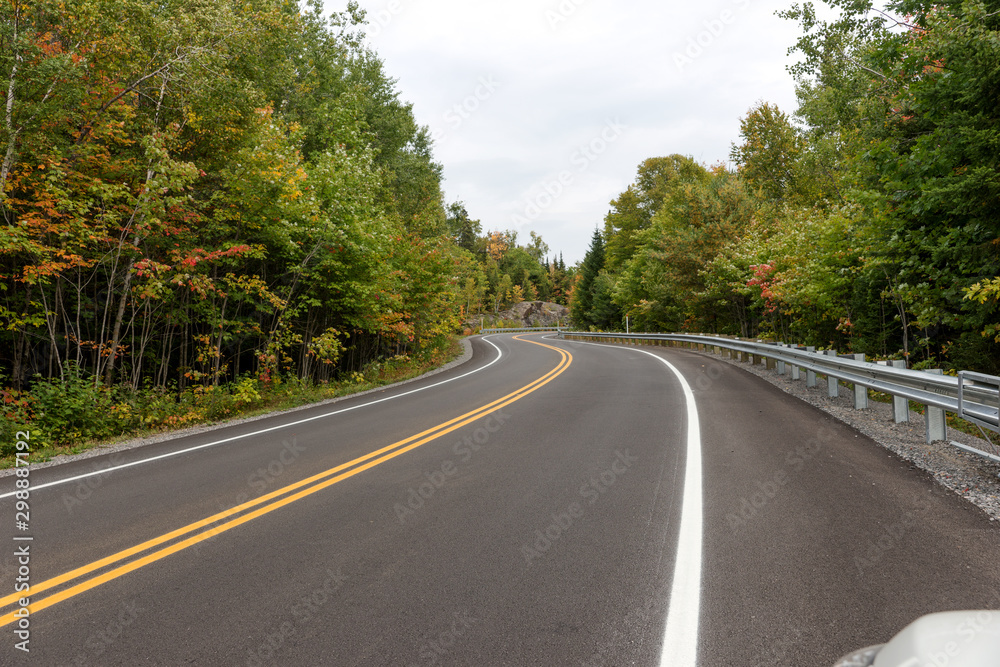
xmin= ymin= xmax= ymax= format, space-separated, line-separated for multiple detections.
xmin=468 ymin=301 xmax=570 ymax=330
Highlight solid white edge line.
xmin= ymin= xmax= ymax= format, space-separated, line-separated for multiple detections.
xmin=0 ymin=337 xmax=506 ymax=499
xmin=655 ymin=355 xmax=703 ymax=667
xmin=548 ymin=336 xmax=703 ymax=666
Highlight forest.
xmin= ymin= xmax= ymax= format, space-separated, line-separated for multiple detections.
xmin=571 ymin=0 xmax=1000 ymax=374
xmin=0 ymin=0 xmax=561 ymax=450
xmin=4 ymin=0 xmax=997 ymax=452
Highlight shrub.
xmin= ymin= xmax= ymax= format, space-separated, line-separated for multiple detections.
xmin=29 ymin=364 xmax=119 ymax=447
xmin=0 ymin=381 xmax=32 ymax=457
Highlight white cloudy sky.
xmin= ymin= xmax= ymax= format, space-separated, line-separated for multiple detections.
xmin=324 ymin=0 xmax=815 ymax=265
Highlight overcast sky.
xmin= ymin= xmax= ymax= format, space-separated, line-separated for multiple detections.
xmin=325 ymin=0 xmax=814 ymax=265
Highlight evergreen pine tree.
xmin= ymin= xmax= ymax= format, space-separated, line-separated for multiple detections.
xmin=571 ymin=229 xmax=606 ymax=328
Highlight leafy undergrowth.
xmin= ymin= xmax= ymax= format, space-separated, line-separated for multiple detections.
xmin=0 ymin=338 xmax=462 ymax=468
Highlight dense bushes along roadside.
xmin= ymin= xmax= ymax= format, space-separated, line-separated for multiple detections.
xmin=0 ymin=337 xmax=460 ymax=465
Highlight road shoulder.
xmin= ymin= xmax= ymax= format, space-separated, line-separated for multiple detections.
xmin=0 ymin=337 xmax=475 ymax=477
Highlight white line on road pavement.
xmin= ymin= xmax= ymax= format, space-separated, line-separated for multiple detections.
xmin=0 ymin=338 xmax=505 ymax=499
xmin=543 ymin=336 xmax=703 ymax=666
xmin=652 ymin=354 xmax=703 ymax=667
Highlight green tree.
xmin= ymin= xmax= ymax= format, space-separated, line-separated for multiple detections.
xmin=603 ymin=155 xmax=708 ymax=272
xmin=445 ymin=202 xmax=482 ymax=252
xmin=571 ymin=229 xmax=606 ymax=328
xmin=782 ymin=0 xmax=1000 ymax=369
xmin=613 ymin=167 xmax=757 ymax=332
xmin=730 ymin=102 xmax=803 ymax=203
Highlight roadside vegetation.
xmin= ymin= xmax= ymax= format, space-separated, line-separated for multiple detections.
xmin=0 ymin=338 xmax=460 ymax=467
xmin=570 ymin=0 xmax=1000 ymax=375
xmin=0 ymin=1 xmax=563 ymax=458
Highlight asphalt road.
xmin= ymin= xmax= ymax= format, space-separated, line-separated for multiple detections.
xmin=1 ymin=332 xmax=998 ymax=666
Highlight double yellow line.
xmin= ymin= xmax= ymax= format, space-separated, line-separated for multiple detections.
xmin=0 ymin=335 xmax=571 ymax=627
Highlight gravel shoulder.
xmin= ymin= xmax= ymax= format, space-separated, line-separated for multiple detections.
xmin=706 ymin=349 xmax=1000 ymax=523
xmin=1 ymin=337 xmax=474 ymax=478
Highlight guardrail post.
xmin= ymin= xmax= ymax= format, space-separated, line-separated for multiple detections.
xmin=852 ymin=353 xmax=868 ymax=409
xmin=806 ymin=346 xmax=817 ymax=386
xmin=925 ymin=369 xmax=946 ymax=443
xmin=888 ymin=360 xmax=909 ymax=423
xmin=825 ymin=349 xmax=839 ymax=397
xmin=776 ymin=344 xmax=786 ymax=375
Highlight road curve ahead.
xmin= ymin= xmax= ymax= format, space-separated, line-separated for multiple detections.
xmin=2 ymin=332 xmax=999 ymax=665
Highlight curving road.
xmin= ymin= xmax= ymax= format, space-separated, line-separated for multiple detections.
xmin=2 ymin=333 xmax=999 ymax=665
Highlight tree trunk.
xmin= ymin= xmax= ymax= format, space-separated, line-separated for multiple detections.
xmin=103 ymin=264 xmax=133 ymax=385
xmin=0 ymin=4 xmax=21 ymax=210
xmin=212 ymin=295 xmax=228 ymax=386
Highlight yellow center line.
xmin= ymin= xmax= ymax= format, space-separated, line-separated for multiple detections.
xmin=0 ymin=334 xmax=570 ymax=626
xmin=0 ymin=336 xmax=563 ymax=608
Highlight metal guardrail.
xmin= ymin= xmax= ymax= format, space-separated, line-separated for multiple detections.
xmin=557 ymin=331 xmax=1000 ymax=463
xmin=480 ymin=327 xmax=564 ymax=334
